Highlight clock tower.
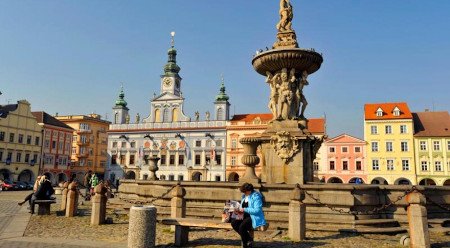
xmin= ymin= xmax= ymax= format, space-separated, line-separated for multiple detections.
xmin=160 ymin=33 xmax=181 ymax=96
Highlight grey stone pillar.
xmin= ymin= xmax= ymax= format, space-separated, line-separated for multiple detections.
xmin=148 ymin=157 xmax=160 ymax=181
xmin=239 ymin=137 xmax=261 ymax=183
xmin=171 ymin=185 xmax=186 ymax=233
xmin=406 ymin=191 xmax=430 ymax=248
xmin=60 ymin=182 xmax=69 ymax=211
xmin=288 ymin=185 xmax=306 ymax=241
xmin=91 ymin=183 xmax=107 ymax=225
xmin=65 ymin=182 xmax=79 ymax=217
xmin=128 ymin=205 xmax=157 ymax=248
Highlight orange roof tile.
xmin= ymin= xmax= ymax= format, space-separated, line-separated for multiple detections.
xmin=364 ymin=102 xmax=412 ymax=120
xmin=308 ymin=118 xmax=325 ymax=134
xmin=230 ymin=113 xmax=273 ymax=122
xmin=413 ymin=111 xmax=450 ymax=137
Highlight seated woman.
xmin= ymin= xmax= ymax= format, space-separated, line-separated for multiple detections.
xmin=18 ymin=175 xmax=42 ymax=206
xmin=231 ymin=183 xmax=267 ymax=248
xmin=30 ymin=176 xmax=55 ymax=214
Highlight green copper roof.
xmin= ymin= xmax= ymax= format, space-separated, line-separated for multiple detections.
xmin=164 ymin=47 xmax=181 ymax=76
xmin=115 ymin=86 xmax=128 ymax=107
xmin=215 ymin=79 xmax=229 ymax=101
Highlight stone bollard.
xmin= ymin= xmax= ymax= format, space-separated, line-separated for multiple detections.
xmin=171 ymin=185 xmax=186 ymax=233
xmin=128 ymin=205 xmax=157 ymax=248
xmin=288 ymin=185 xmax=306 ymax=241
xmin=406 ymin=191 xmax=430 ymax=248
xmin=65 ymin=181 xmax=79 ymax=217
xmin=91 ymin=183 xmax=108 ymax=225
xmin=60 ymin=182 xmax=69 ymax=211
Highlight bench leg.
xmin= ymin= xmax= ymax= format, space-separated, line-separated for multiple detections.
xmin=37 ymin=204 xmax=51 ymax=215
xmin=174 ymin=226 xmax=189 ymax=247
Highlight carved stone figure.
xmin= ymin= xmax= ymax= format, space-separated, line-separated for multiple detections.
xmin=135 ymin=113 xmax=140 ymax=123
xmin=298 ymin=71 xmax=309 ymax=118
xmin=266 ymin=71 xmax=281 ymax=121
xmin=277 ymin=68 xmax=296 ymax=120
xmin=125 ymin=114 xmax=130 ymax=124
xmin=276 ymin=0 xmax=294 ymax=32
xmin=194 ymin=111 xmax=200 ymax=121
xmin=270 ymin=131 xmax=299 ymax=162
xmin=205 ymin=111 xmax=210 ymax=121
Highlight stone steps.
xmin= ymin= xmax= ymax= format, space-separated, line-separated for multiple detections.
xmin=428 ymin=227 xmax=450 ymax=235
xmin=354 ymin=219 xmax=400 ymax=228
xmin=339 ymin=226 xmax=407 ymax=234
xmin=428 ymin=218 xmax=450 ymax=227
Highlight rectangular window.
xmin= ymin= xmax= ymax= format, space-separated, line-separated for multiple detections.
xmin=215 ymin=175 xmax=221 ymax=181
xmin=9 ymin=133 xmax=14 ymax=142
xmin=26 ymin=135 xmax=32 ymax=144
xmin=159 ymin=155 xmax=165 ymax=165
xmin=178 ymin=175 xmax=184 ymax=181
xmin=342 ymin=161 xmax=348 ymax=170
xmin=356 ymin=161 xmax=362 ymax=170
xmin=0 ymin=131 xmax=5 ymax=141
xmin=371 ymin=142 xmax=378 ymax=152
xmin=354 ymin=147 xmax=361 ymax=153
xmin=313 ymin=162 xmax=319 ymax=171
xmin=329 ymin=147 xmax=335 ymax=153
xmin=215 ymin=140 xmax=222 ymax=147
xmin=178 ymin=154 xmax=184 ymax=165
xmin=400 ymin=125 xmax=407 ymax=134
xmin=205 ymin=154 xmax=211 ymax=165
xmin=370 ymin=126 xmax=378 ymax=134
xmin=129 ymin=154 xmax=135 ymax=165
xmin=169 ymin=175 xmax=175 ymax=181
xmin=342 ymin=147 xmax=348 ymax=153
xmin=44 ymin=140 xmax=50 ymax=148
xmin=35 ymin=137 xmax=40 ymax=146
xmin=59 ymin=141 xmax=63 ymax=150
xmin=206 ymin=140 xmax=211 ymax=147
xmin=402 ymin=160 xmax=410 ymax=171
xmin=420 ymin=141 xmax=427 ymax=151
xmin=386 ymin=142 xmax=393 ymax=152
xmin=421 ymin=161 xmax=428 ymax=171
xmin=195 ymin=154 xmax=201 ymax=165
xmin=16 ymin=152 xmax=21 ymax=162
xmin=385 ymin=125 xmax=392 ymax=134
xmin=215 ymin=154 xmax=221 ymax=165
xmin=401 ymin=142 xmax=408 ymax=152
xmin=387 ymin=159 xmax=394 ymax=171
xmin=195 ymin=140 xmax=202 ymax=147
xmin=433 ymin=141 xmax=441 ymax=151
xmin=130 ymin=141 xmax=136 ymax=148
xmin=372 ymin=159 xmax=379 ymax=171
xmin=112 ymin=142 xmax=117 ymax=148
xmin=435 ymin=161 xmax=442 ymax=171
xmin=120 ymin=155 xmax=125 ymax=164
xmin=18 ymin=134 xmax=23 ymax=143
xmin=169 ymin=154 xmax=175 ymax=165
xmin=231 ymin=139 xmax=237 ymax=149
xmin=0 ymin=150 xmax=3 ymax=161
xmin=111 ymin=155 xmax=117 ymax=165
xmin=329 ymin=161 xmax=335 ymax=170
xmin=121 ymin=142 xmax=126 ymax=148
xmin=447 ymin=141 xmax=450 ymax=151
xmin=231 ymin=156 xmax=236 ymax=166
xmin=25 ymin=154 xmax=30 ymax=163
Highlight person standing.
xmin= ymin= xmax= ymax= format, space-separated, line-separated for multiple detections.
xmin=231 ymin=183 xmax=267 ymax=248
xmin=83 ymin=171 xmax=92 ymax=198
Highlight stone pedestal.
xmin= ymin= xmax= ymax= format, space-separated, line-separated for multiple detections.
xmin=91 ymin=183 xmax=107 ymax=225
xmin=171 ymin=185 xmax=186 ymax=232
xmin=288 ymin=186 xmax=306 ymax=241
xmin=65 ymin=182 xmax=78 ymax=217
xmin=128 ymin=205 xmax=157 ymax=248
xmin=273 ymin=30 xmax=298 ymax=49
xmin=239 ymin=137 xmax=261 ymax=184
xmin=60 ymin=182 xmax=69 ymax=211
xmin=260 ymin=120 xmax=321 ymax=184
xmin=406 ymin=192 xmax=430 ymax=248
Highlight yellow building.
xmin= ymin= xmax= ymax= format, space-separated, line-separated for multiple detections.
xmin=0 ymin=100 xmax=42 ymax=182
xmin=55 ymin=114 xmax=110 ymax=182
xmin=364 ymin=102 xmax=417 ymax=185
xmin=413 ymin=111 xmax=450 ymax=186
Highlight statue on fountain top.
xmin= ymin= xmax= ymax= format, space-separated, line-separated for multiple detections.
xmin=274 ymin=0 xmax=298 ymax=49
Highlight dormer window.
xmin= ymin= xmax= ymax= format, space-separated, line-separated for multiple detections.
xmin=393 ymin=107 xmax=400 ymax=116
xmin=376 ymin=107 xmax=383 ymax=117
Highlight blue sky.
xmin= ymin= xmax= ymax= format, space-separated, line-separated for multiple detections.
xmin=1 ymin=1 xmax=449 ymax=139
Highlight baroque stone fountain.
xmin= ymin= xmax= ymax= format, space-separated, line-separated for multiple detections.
xmin=241 ymin=0 xmax=324 ymax=184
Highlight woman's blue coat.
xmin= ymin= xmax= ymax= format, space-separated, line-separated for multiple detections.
xmin=241 ymin=191 xmax=267 ymax=229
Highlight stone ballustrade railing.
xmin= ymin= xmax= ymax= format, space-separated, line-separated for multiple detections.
xmin=110 ymin=121 xmax=226 ymax=131
xmin=119 ymin=180 xmax=450 ymax=228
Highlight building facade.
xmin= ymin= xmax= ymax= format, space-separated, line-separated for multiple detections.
xmin=55 ymin=114 xmax=110 ymax=183
xmin=226 ymin=114 xmax=326 ymax=182
xmin=364 ymin=102 xmax=417 ymax=185
xmin=319 ymin=134 xmax=367 ymax=184
xmin=106 ymin=42 xmax=231 ymax=182
xmin=413 ymin=111 xmax=450 ymax=186
xmin=0 ymin=100 xmax=42 ymax=182
xmin=32 ymin=111 xmax=74 ymax=185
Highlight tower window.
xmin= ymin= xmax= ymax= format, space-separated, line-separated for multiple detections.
xmin=217 ymin=108 xmax=223 ymax=120
xmin=163 ymin=108 xmax=170 ymax=122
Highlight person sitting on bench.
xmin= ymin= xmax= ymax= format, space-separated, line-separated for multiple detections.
xmin=18 ymin=175 xmax=42 ymax=207
xmin=231 ymin=183 xmax=267 ymax=248
xmin=30 ymin=175 xmax=55 ymax=214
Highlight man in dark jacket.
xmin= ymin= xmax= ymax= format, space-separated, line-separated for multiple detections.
xmin=30 ymin=176 xmax=55 ymax=214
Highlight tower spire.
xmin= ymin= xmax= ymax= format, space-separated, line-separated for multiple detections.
xmin=164 ymin=31 xmax=181 ymax=77
xmin=115 ymin=83 xmax=128 ymax=107
xmin=215 ymin=74 xmax=229 ymax=101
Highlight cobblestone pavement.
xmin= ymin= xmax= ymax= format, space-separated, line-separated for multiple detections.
xmin=0 ymin=190 xmax=29 ymax=236
xmin=1 ymin=191 xmax=449 ymax=247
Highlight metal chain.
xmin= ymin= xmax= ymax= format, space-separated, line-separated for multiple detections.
xmin=302 ymin=186 xmax=418 ymax=216
xmin=423 ymin=194 xmax=450 ymax=212
xmin=124 ymin=184 xmax=178 ymax=205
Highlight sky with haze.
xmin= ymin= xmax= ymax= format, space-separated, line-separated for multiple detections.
xmin=1 ymin=0 xmax=449 ymax=138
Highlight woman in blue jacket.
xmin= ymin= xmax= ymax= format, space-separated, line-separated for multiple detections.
xmin=231 ymin=183 xmax=267 ymax=248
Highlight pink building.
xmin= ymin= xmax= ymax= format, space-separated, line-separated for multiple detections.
xmin=321 ymin=134 xmax=367 ymax=184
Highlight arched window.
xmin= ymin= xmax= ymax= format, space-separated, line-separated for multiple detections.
xmin=216 ymin=108 xmax=223 ymax=120
xmin=172 ymin=108 xmax=179 ymax=122
xmin=154 ymin=109 xmax=161 ymax=122
xmin=114 ymin=113 xmax=119 ymax=124
xmin=163 ymin=108 xmax=170 ymax=122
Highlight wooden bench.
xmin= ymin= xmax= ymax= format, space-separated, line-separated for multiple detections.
xmin=34 ymin=200 xmax=56 ymax=215
xmin=161 ymin=218 xmax=267 ymax=247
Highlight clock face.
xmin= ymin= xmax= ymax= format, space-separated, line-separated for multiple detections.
xmin=163 ymin=78 xmax=172 ymax=87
